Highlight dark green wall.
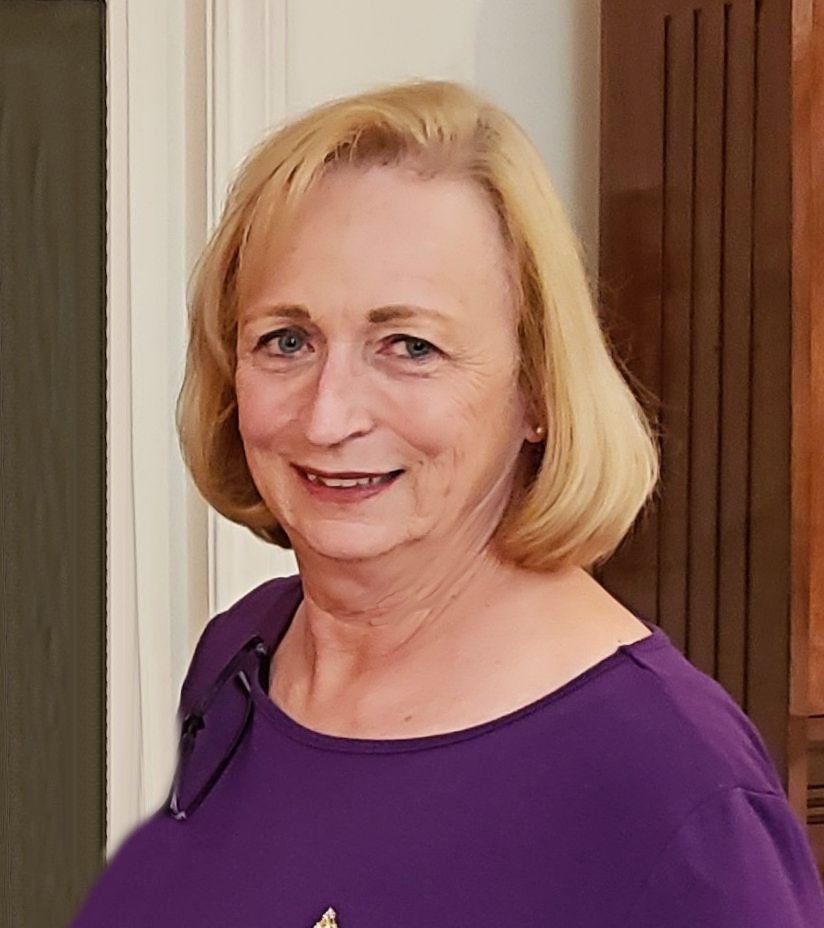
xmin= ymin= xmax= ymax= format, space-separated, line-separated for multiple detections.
xmin=0 ymin=2 xmax=107 ymax=925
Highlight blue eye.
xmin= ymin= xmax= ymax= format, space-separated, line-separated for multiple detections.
xmin=386 ymin=335 xmax=439 ymax=361
xmin=258 ymin=328 xmax=305 ymax=355
xmin=256 ymin=328 xmax=440 ymax=363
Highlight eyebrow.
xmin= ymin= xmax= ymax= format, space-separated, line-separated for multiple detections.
xmin=246 ymin=303 xmax=451 ymax=326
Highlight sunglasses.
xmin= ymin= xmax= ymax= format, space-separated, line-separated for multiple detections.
xmin=166 ymin=635 xmax=270 ymax=821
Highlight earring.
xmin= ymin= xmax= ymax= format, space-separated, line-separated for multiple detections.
xmin=535 ymin=425 xmax=545 ymax=438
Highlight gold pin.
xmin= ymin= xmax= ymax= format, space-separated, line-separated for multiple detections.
xmin=313 ymin=907 xmax=339 ymax=928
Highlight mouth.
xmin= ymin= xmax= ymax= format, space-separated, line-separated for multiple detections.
xmin=291 ymin=464 xmax=405 ymax=500
xmin=292 ymin=464 xmax=404 ymax=482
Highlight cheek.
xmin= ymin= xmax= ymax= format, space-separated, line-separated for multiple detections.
xmin=378 ymin=375 xmax=512 ymax=464
xmin=424 ymin=376 xmax=507 ymax=440
xmin=235 ymin=371 xmax=292 ymax=445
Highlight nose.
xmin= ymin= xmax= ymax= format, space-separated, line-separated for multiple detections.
xmin=301 ymin=344 xmax=375 ymax=445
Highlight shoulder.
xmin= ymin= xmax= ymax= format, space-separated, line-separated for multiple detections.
xmin=559 ymin=625 xmax=786 ymax=823
xmin=618 ymin=629 xmax=784 ymax=793
xmin=570 ymin=632 xmax=824 ymax=922
xmin=177 ymin=572 xmax=301 ymax=716
xmin=622 ymin=784 xmax=824 ymax=925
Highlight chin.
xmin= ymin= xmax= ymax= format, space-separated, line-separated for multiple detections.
xmin=291 ymin=522 xmax=406 ymax=562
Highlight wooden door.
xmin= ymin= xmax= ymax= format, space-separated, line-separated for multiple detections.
xmin=597 ymin=0 xmax=793 ymax=787
xmin=790 ymin=0 xmax=824 ymax=864
xmin=598 ymin=0 xmax=824 ymax=868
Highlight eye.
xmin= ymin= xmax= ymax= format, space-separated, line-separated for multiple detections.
xmin=255 ymin=328 xmax=441 ymax=363
xmin=256 ymin=328 xmax=306 ymax=355
xmin=386 ymin=334 xmax=441 ymax=362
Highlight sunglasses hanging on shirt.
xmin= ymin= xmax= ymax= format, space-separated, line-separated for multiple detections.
xmin=166 ymin=635 xmax=269 ymax=821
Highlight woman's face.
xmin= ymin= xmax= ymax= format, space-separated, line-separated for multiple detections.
xmin=235 ymin=163 xmax=535 ymax=563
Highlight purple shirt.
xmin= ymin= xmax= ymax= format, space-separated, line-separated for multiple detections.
xmin=69 ymin=573 xmax=824 ymax=926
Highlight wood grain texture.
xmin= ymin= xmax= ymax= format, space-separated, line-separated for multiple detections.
xmin=790 ymin=0 xmax=824 ymax=871
xmin=746 ymin=0 xmax=794 ymax=800
xmin=0 ymin=2 xmax=106 ymax=925
xmin=810 ymin=0 xmax=824 ymax=718
xmin=597 ymin=2 xmax=666 ymax=630
xmin=598 ymin=0 xmax=793 ymax=785
xmin=716 ymin=0 xmax=755 ymax=721
xmin=791 ymin=0 xmax=824 ymax=716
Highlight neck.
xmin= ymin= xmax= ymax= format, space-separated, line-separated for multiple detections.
xmin=270 ymin=546 xmax=582 ymax=716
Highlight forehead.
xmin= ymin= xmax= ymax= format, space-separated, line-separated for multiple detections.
xmin=238 ymin=164 xmax=515 ymax=324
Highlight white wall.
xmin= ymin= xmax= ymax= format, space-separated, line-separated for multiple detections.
xmin=475 ymin=0 xmax=601 ymax=273
xmin=106 ymin=0 xmax=601 ymax=852
xmin=280 ymin=1 xmax=600 ymax=264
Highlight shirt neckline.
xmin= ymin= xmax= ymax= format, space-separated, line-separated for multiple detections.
xmin=247 ymin=574 xmax=670 ymax=754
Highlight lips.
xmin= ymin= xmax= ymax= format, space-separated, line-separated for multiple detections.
xmin=293 ymin=465 xmax=404 ymax=499
xmin=294 ymin=465 xmax=404 ymax=479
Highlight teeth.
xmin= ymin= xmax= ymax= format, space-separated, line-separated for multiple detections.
xmin=305 ymin=472 xmax=389 ymax=488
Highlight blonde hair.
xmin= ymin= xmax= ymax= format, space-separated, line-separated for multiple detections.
xmin=176 ymin=78 xmax=661 ymax=572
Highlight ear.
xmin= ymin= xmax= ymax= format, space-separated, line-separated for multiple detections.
xmin=524 ymin=423 xmax=544 ymax=444
xmin=521 ymin=400 xmax=546 ymax=444
xmin=515 ymin=385 xmax=543 ymax=445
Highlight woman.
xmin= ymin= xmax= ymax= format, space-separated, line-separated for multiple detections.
xmin=70 ymin=79 xmax=824 ymax=927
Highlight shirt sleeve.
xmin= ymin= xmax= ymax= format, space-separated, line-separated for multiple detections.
xmin=625 ymin=786 xmax=824 ymax=927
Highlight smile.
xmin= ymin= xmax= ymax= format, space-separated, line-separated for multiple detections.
xmin=306 ymin=473 xmax=393 ymax=487
xmin=292 ymin=465 xmax=404 ymax=501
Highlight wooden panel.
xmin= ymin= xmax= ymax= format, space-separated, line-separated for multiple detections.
xmin=746 ymin=0 xmax=793 ymax=782
xmin=657 ymin=8 xmax=694 ymax=656
xmin=809 ymin=0 xmax=824 ymax=714
xmin=687 ymin=4 xmax=724 ymax=681
xmin=807 ymin=0 xmax=824 ymax=711
xmin=599 ymin=0 xmax=793 ymax=784
xmin=717 ymin=0 xmax=756 ymax=714
xmin=790 ymin=0 xmax=824 ymax=842
xmin=791 ymin=0 xmax=824 ymax=718
xmin=0 ymin=2 xmax=106 ymax=926
xmin=805 ymin=720 xmax=824 ymax=858
xmin=597 ymin=2 xmax=667 ymax=628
